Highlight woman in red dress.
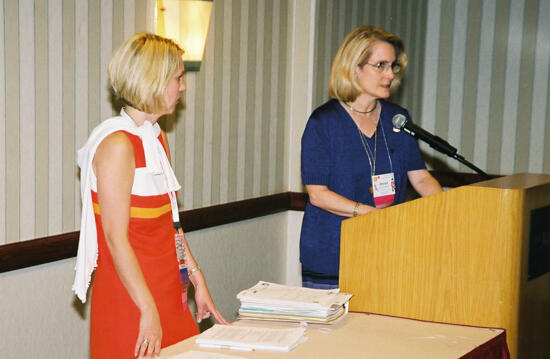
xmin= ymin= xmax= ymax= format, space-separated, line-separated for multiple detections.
xmin=74 ymin=33 xmax=228 ymax=359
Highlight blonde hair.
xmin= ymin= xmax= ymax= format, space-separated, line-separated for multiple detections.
xmin=108 ymin=33 xmax=184 ymax=114
xmin=329 ymin=26 xmax=408 ymax=102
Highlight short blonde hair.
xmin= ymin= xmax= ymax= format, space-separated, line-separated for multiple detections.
xmin=108 ymin=33 xmax=184 ymax=114
xmin=329 ymin=26 xmax=408 ymax=102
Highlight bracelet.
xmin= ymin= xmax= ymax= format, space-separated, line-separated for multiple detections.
xmin=353 ymin=202 xmax=360 ymax=217
xmin=188 ymin=265 xmax=201 ymax=276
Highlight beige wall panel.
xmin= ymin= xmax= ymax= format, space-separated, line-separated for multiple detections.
xmin=182 ymin=75 xmax=196 ymax=210
xmin=243 ymin=0 xmax=257 ymax=199
xmin=0 ymin=259 xmax=90 ymax=358
xmin=34 ymin=0 xmax=49 ymax=238
xmin=0 ymin=0 xmax=6 ymax=244
xmin=75 ymin=0 xmax=89 ymax=231
xmin=87 ymin=0 xmax=101 ymax=132
xmin=48 ymin=0 xmax=63 ymax=236
xmin=19 ymin=0 xmax=36 ymax=241
xmin=218 ymin=0 xmax=232 ymax=203
xmin=529 ymin=0 xmax=550 ymax=173
xmin=124 ymin=0 xmax=135 ymax=39
xmin=4 ymin=0 xmax=20 ymax=243
xmin=62 ymin=0 xmax=76 ymax=233
xmin=200 ymin=2 xmax=215 ymax=206
xmin=236 ymin=0 xmax=249 ymax=199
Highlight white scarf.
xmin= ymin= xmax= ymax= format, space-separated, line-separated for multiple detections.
xmin=72 ymin=109 xmax=180 ymax=303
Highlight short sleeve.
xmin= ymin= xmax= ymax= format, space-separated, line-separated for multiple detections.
xmin=301 ymin=115 xmax=331 ymax=185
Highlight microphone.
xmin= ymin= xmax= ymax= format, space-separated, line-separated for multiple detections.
xmin=391 ymin=114 xmax=491 ymax=179
xmin=392 ymin=114 xmax=457 ymax=157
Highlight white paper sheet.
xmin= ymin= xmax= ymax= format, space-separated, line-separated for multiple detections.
xmin=168 ymin=350 xmax=248 ymax=359
xmin=195 ymin=324 xmax=307 ymax=352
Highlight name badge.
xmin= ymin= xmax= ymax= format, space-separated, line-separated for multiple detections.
xmin=372 ymin=172 xmax=395 ymax=208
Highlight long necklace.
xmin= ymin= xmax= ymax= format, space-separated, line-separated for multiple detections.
xmin=356 ymin=118 xmax=394 ymax=195
xmin=346 ymin=100 xmax=378 ymax=115
xmin=357 ymin=126 xmax=377 ymax=194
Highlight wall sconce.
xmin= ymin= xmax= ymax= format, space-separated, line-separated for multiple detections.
xmin=156 ymin=0 xmax=213 ymax=71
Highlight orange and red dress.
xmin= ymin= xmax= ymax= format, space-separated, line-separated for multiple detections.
xmin=74 ymin=111 xmax=198 ymax=359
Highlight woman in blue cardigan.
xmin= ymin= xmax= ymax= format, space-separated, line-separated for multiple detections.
xmin=300 ymin=26 xmax=442 ymax=289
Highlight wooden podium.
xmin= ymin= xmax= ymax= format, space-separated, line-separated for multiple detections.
xmin=339 ymin=173 xmax=550 ymax=359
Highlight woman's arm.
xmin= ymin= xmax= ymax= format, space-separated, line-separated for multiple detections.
xmin=94 ymin=132 xmax=162 ymax=359
xmin=160 ymin=131 xmax=229 ymax=325
xmin=407 ymin=169 xmax=443 ymax=197
xmin=306 ymin=184 xmax=377 ymax=217
xmin=178 ymin=231 xmax=229 ymax=324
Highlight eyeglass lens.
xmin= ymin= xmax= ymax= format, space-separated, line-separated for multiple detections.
xmin=369 ymin=61 xmax=400 ymax=74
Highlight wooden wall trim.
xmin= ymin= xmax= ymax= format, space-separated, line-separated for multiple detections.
xmin=0 ymin=231 xmax=80 ymax=273
xmin=180 ymin=192 xmax=303 ymax=232
xmin=0 ymin=192 xmax=307 ymax=273
xmin=0 ymin=171 xmax=497 ymax=273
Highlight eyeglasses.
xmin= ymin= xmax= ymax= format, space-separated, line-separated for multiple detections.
xmin=365 ymin=61 xmax=401 ymax=74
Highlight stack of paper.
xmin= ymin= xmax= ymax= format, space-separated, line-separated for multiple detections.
xmin=195 ymin=324 xmax=306 ymax=352
xmin=236 ymin=281 xmax=352 ymax=324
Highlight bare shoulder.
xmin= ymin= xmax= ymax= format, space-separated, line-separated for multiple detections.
xmin=94 ymin=132 xmax=134 ymax=169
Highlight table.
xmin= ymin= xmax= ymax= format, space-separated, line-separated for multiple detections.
xmin=159 ymin=312 xmax=510 ymax=359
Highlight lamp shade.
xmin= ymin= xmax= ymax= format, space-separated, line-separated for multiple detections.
xmin=156 ymin=0 xmax=213 ymax=71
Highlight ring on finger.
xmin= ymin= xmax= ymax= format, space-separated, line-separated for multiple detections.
xmin=142 ymin=338 xmax=149 ymax=346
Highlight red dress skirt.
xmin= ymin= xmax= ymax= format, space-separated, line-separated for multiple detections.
xmin=89 ymin=131 xmax=199 ymax=358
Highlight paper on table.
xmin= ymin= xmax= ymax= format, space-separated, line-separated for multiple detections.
xmin=168 ymin=350 xmax=248 ymax=359
xmin=237 ymin=305 xmax=347 ymax=324
xmin=195 ymin=324 xmax=307 ymax=352
xmin=236 ymin=281 xmax=352 ymax=323
xmin=237 ymin=281 xmax=351 ymax=309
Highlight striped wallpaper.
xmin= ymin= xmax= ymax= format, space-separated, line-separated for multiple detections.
xmin=312 ymin=0 xmax=428 ymax=129
xmin=0 ymin=0 xmax=150 ymax=244
xmin=314 ymin=0 xmax=550 ymax=176
xmin=0 ymin=0 xmax=289 ymax=244
xmin=421 ymin=0 xmax=550 ymax=174
xmin=2 ymin=0 xmax=550 ymax=245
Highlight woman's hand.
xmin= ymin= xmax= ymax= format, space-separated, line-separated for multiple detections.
xmin=174 ymin=230 xmax=229 ymax=325
xmin=306 ymin=184 xmax=377 ymax=217
xmin=191 ymin=271 xmax=230 ymax=325
xmin=134 ymin=305 xmax=163 ymax=358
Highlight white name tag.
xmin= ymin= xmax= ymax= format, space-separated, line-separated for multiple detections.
xmin=372 ymin=172 xmax=395 ymax=208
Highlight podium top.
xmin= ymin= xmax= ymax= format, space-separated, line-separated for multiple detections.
xmin=470 ymin=173 xmax=550 ymax=190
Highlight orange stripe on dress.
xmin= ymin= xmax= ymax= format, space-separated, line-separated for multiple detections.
xmin=91 ymin=191 xmax=174 ymax=208
xmin=93 ymin=202 xmax=172 ymax=218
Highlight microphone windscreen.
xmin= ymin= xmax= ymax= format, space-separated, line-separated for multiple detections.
xmin=392 ymin=114 xmax=407 ymax=129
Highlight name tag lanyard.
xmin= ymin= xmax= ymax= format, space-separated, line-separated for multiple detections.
xmin=156 ymin=136 xmax=193 ymax=310
xmin=163 ymin=174 xmax=193 ymax=308
xmin=357 ymin=119 xmax=395 ymax=207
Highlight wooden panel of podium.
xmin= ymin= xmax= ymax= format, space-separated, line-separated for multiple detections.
xmin=339 ymin=173 xmax=550 ymax=359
